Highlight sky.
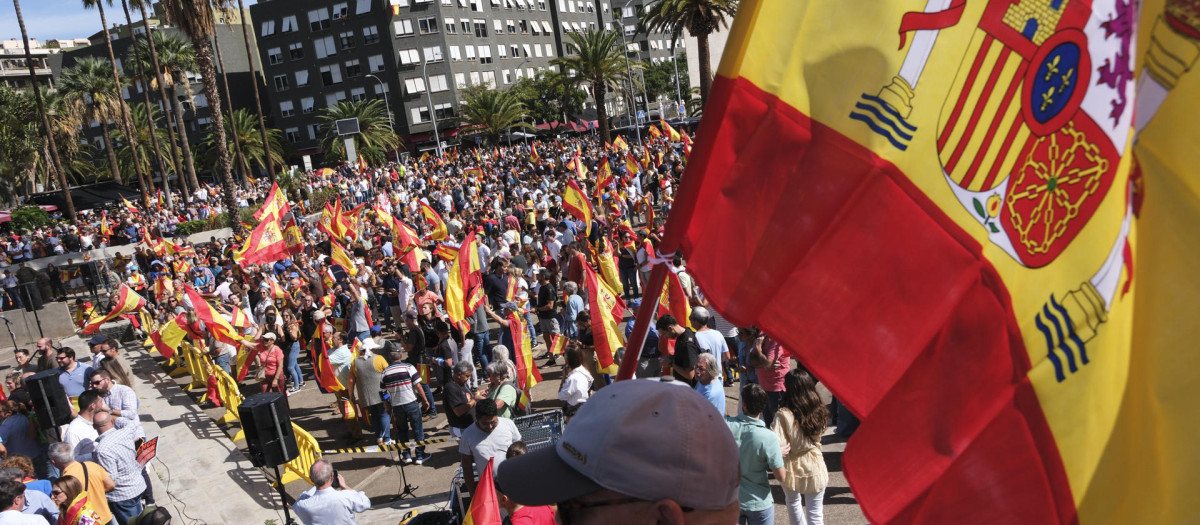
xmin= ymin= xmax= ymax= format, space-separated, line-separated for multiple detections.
xmin=0 ymin=0 xmax=258 ymax=43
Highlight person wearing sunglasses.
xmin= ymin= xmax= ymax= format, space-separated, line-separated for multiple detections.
xmin=495 ymin=380 xmax=740 ymax=525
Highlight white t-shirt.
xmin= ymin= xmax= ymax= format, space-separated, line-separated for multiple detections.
xmin=64 ymin=416 xmax=99 ymax=462
xmin=694 ymin=329 xmax=730 ymax=380
xmin=458 ymin=417 xmax=522 ymax=479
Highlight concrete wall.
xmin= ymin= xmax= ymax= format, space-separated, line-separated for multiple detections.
xmin=0 ymin=302 xmax=76 ymax=348
xmin=20 ymin=228 xmax=234 ymax=272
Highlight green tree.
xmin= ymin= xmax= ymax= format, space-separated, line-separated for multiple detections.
xmin=459 ymin=88 xmax=536 ymax=146
xmin=642 ymin=53 xmax=690 ymax=113
xmin=82 ymin=0 xmax=138 ymax=187
xmin=129 ymin=31 xmax=201 ymax=192
xmin=551 ymin=29 xmax=638 ymax=145
xmin=512 ymin=70 xmax=587 ymax=131
xmin=163 ymin=0 xmax=241 ymax=235
xmin=319 ymin=99 xmax=401 ymax=165
xmin=638 ymin=0 xmax=737 ymax=105
xmin=112 ymin=103 xmax=175 ymax=182
xmin=12 ymin=0 xmax=75 ymax=219
xmin=59 ymin=57 xmax=125 ymax=185
xmin=9 ymin=206 xmax=51 ymax=233
xmin=200 ymin=108 xmax=285 ymax=179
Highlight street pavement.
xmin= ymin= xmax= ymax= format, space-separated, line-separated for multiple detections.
xmin=2 ymin=327 xmax=869 ymax=524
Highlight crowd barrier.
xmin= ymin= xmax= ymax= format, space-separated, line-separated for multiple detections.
xmin=144 ymin=319 xmax=319 ymax=487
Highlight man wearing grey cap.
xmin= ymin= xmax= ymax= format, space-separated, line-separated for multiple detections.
xmin=495 ymin=380 xmax=740 ymax=524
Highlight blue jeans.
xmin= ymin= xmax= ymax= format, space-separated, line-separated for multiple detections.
xmin=214 ymin=353 xmax=231 ymax=375
xmin=765 ymin=390 xmax=783 ymax=429
xmin=739 ymin=507 xmax=774 ymax=525
xmin=422 ymin=383 xmax=436 ymax=415
xmin=285 ymin=341 xmax=303 ymax=388
xmin=367 ymin=403 xmax=391 ymax=443
xmin=524 ymin=312 xmax=538 ymax=346
xmin=109 ymin=496 xmax=144 ymax=525
xmin=351 ymin=331 xmax=369 ymax=343
xmin=391 ymin=401 xmax=425 ymax=454
xmin=474 ymin=331 xmax=491 ymax=374
xmin=619 ymin=266 xmax=640 ymax=298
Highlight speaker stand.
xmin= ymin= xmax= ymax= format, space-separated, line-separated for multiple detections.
xmin=271 ymin=464 xmax=298 ymax=525
xmin=389 ymin=444 xmax=418 ymax=502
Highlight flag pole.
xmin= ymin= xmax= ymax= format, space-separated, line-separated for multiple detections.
xmin=616 ymin=263 xmax=669 ymax=380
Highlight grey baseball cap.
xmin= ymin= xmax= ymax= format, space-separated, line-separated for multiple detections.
xmin=494 ymin=379 xmax=738 ymax=510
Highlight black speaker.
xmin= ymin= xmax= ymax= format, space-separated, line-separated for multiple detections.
xmin=25 ymin=370 xmax=73 ymax=429
xmin=239 ymin=393 xmax=298 ymax=467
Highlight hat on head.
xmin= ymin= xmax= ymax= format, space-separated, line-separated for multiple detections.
xmin=361 ymin=338 xmax=381 ymax=351
xmin=88 ymin=335 xmax=106 ymax=346
xmin=494 ymin=380 xmax=738 ymax=509
xmin=263 ymin=332 xmax=277 ymax=340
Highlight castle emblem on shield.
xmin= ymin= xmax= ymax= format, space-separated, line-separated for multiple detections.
xmin=850 ymin=0 xmax=1139 ymax=382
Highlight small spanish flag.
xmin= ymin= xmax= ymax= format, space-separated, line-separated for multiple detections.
xmin=561 ymin=180 xmax=594 ymax=235
xmin=549 ymin=334 xmax=567 ymax=355
xmin=145 ymin=313 xmax=187 ymax=359
xmin=463 ymin=458 xmax=502 ymax=525
xmin=419 ymin=202 xmax=448 ymax=241
xmin=82 ymin=285 xmax=147 ymax=335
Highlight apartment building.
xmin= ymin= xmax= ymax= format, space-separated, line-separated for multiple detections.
xmin=55 ymin=3 xmax=260 ymax=158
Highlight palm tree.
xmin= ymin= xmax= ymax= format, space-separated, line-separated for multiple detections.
xmin=10 ymin=2 xmax=74 ymax=219
xmin=163 ymin=0 xmax=241 ymax=235
xmin=59 ymin=58 xmax=125 ymax=185
xmin=120 ymin=0 xmax=184 ymax=200
xmin=81 ymin=0 xmax=136 ymax=186
xmin=319 ymin=100 xmax=401 ymax=165
xmin=113 ymin=103 xmax=175 ymax=181
xmin=129 ymin=31 xmax=200 ymax=192
xmin=460 ymin=88 xmax=536 ymax=145
xmin=233 ymin=0 xmax=275 ymax=181
xmin=199 ymin=108 xmax=284 ymax=178
xmin=212 ymin=31 xmax=249 ymax=187
xmin=551 ymin=29 xmax=637 ymax=145
xmin=638 ymin=0 xmax=736 ymax=105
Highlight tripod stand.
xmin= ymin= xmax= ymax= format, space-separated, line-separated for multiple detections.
xmin=0 ymin=316 xmax=17 ymax=350
xmin=390 ymin=442 xmax=419 ymax=502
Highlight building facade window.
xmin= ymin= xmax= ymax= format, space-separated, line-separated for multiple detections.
xmin=404 ymin=77 xmax=426 ymax=94
xmin=398 ymin=48 xmax=421 ymax=65
xmin=350 ymin=87 xmax=367 ymax=101
xmin=261 ymin=20 xmax=276 ymax=36
xmin=423 ymin=46 xmax=444 ymax=63
xmin=295 ymin=70 xmax=310 ymax=87
xmin=339 ymin=31 xmax=356 ymax=49
xmin=445 ymin=18 xmax=457 ymax=33
xmin=428 ymin=74 xmax=449 ymax=92
xmin=368 ymin=54 xmax=385 ymax=72
xmin=315 ymin=36 xmax=337 ymax=58
xmin=267 ymin=47 xmax=282 ymax=65
xmin=418 ymin=16 xmax=439 ymax=34
xmin=394 ymin=19 xmax=415 ymax=36
xmin=273 ymin=74 xmax=290 ymax=90
xmin=288 ymin=42 xmax=304 ymax=59
xmin=282 ymin=15 xmax=298 ymax=33
xmin=301 ymin=97 xmax=315 ymax=114
xmin=410 ymin=106 xmax=430 ymax=124
xmin=280 ymin=100 xmax=294 ymax=117
xmin=435 ymin=102 xmax=454 ymax=120
xmin=308 ymin=8 xmax=331 ymax=31
xmin=474 ymin=20 xmax=488 ymax=37
xmin=285 ymin=127 xmax=300 ymax=143
xmin=363 ymin=25 xmax=381 ymax=44
xmin=321 ymin=64 xmax=343 ymax=85
xmin=345 ymin=59 xmax=362 ymax=77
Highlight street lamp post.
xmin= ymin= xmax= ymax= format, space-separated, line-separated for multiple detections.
xmin=421 ymin=58 xmax=443 ymax=157
xmin=364 ymin=73 xmax=396 ymax=160
xmin=670 ymin=37 xmax=683 ymax=117
xmin=618 ymin=0 xmax=642 ymax=145
xmin=508 ymin=58 xmax=532 ymax=147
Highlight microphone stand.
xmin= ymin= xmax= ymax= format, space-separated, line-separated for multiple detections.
xmin=0 ymin=316 xmax=16 ymax=350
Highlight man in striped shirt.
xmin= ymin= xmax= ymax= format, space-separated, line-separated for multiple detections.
xmin=381 ymin=350 xmax=431 ymax=464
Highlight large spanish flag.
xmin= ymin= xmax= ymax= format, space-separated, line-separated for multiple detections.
xmin=508 ymin=311 xmax=542 ymax=392
xmin=583 ymin=264 xmax=622 ymax=375
xmin=419 ymin=202 xmax=448 ymax=241
xmin=253 ymin=182 xmax=291 ymax=222
xmin=561 ymin=180 xmax=594 ymax=235
xmin=445 ymin=230 xmax=484 ymax=325
xmin=82 ymin=285 xmax=146 ymax=335
xmin=145 ymin=313 xmax=187 ymax=359
xmin=232 ymin=218 xmax=290 ymax=267
xmin=619 ymin=0 xmax=1200 ymax=523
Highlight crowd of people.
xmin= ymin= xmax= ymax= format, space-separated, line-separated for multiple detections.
xmin=0 ymin=131 xmax=847 ymax=525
